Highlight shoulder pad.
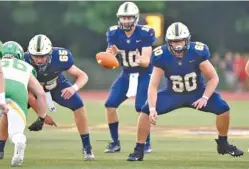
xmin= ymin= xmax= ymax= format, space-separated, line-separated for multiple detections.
xmin=24 ymin=52 xmax=31 ymax=63
xmin=52 ymin=47 xmax=66 ymax=53
xmin=137 ymin=25 xmax=156 ymax=46
xmin=191 ymin=41 xmax=210 ymax=61
xmin=53 ymin=47 xmax=73 ymax=58
xmin=139 ymin=25 xmax=155 ymax=36
xmin=24 ymin=51 xmax=30 ymax=57
xmin=152 ymin=45 xmax=167 ymax=69
xmin=106 ymin=25 xmax=119 ymax=37
xmin=192 ymin=42 xmax=210 ymax=55
xmin=153 ymin=45 xmax=167 ymax=58
xmin=52 ymin=47 xmax=74 ymax=69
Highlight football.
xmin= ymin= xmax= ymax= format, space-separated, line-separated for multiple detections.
xmin=96 ymin=52 xmax=119 ymax=69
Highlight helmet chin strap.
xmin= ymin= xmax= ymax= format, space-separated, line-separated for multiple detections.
xmin=123 ymin=26 xmax=133 ymax=32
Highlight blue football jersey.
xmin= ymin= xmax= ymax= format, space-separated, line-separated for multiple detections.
xmin=106 ymin=25 xmax=155 ymax=73
xmin=152 ymin=41 xmax=210 ymax=94
xmin=24 ymin=47 xmax=74 ymax=91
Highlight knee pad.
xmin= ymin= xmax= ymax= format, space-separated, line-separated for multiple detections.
xmin=10 ymin=133 xmax=26 ymax=145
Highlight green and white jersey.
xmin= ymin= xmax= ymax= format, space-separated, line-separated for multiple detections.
xmin=1 ymin=58 xmax=34 ymax=115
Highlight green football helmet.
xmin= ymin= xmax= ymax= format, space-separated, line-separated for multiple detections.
xmin=2 ymin=41 xmax=24 ymax=60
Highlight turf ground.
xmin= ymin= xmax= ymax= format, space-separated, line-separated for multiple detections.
xmin=1 ymin=92 xmax=249 ymax=169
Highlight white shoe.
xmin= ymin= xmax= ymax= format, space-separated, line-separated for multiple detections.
xmin=11 ymin=142 xmax=26 ymax=167
xmin=83 ymin=149 xmax=95 ymax=161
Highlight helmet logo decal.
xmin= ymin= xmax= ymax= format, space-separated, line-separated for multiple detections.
xmin=36 ymin=35 xmax=42 ymax=52
xmin=175 ymin=23 xmax=179 ymax=37
xmin=124 ymin=3 xmax=129 ymax=13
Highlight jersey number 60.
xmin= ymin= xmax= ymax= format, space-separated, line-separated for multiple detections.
xmin=170 ymin=72 xmax=197 ymax=92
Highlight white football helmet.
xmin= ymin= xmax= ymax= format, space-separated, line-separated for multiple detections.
xmin=28 ymin=34 xmax=52 ymax=56
xmin=116 ymin=2 xmax=139 ymax=32
xmin=165 ymin=22 xmax=191 ymax=53
xmin=28 ymin=34 xmax=53 ymax=72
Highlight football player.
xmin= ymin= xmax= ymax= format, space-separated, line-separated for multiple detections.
xmin=0 ymin=41 xmax=50 ymax=166
xmin=25 ymin=35 xmax=94 ymax=160
xmin=127 ymin=22 xmax=244 ymax=161
xmin=104 ymin=2 xmax=155 ymax=153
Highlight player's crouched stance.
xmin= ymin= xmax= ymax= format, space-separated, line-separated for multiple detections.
xmin=25 ymin=35 xmax=94 ymax=160
xmin=0 ymin=41 xmax=50 ymax=166
xmin=127 ymin=22 xmax=244 ymax=161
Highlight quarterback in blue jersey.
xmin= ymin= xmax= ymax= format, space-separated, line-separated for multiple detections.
xmin=25 ymin=34 xmax=94 ymax=160
xmin=104 ymin=2 xmax=155 ymax=153
xmin=127 ymin=22 xmax=244 ymax=161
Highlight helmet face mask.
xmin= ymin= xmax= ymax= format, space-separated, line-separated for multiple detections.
xmin=30 ymin=54 xmax=52 ymax=72
xmin=118 ymin=15 xmax=137 ymax=32
xmin=167 ymin=37 xmax=190 ymax=54
xmin=116 ymin=2 xmax=139 ymax=32
xmin=28 ymin=34 xmax=52 ymax=72
xmin=165 ymin=22 xmax=191 ymax=54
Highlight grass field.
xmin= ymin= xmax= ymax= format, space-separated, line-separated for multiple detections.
xmin=1 ymin=100 xmax=249 ymax=169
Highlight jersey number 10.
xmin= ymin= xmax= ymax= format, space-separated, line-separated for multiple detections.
xmin=119 ymin=50 xmax=139 ymax=67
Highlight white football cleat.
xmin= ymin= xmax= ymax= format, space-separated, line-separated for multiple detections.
xmin=83 ymin=148 xmax=95 ymax=161
xmin=11 ymin=142 xmax=26 ymax=167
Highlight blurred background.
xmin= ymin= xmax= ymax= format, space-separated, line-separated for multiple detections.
xmin=1 ymin=1 xmax=249 ymax=91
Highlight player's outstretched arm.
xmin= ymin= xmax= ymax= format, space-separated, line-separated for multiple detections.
xmin=28 ymin=74 xmax=47 ymax=118
xmin=148 ymin=67 xmax=164 ymax=109
xmin=27 ymin=74 xmax=57 ymax=131
xmin=200 ymin=60 xmax=219 ymax=99
xmin=245 ymin=60 xmax=249 ymax=76
xmin=148 ymin=67 xmax=164 ymax=125
xmin=28 ymin=92 xmax=38 ymax=112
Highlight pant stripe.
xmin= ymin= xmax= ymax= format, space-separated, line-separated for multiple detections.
xmin=7 ymin=101 xmax=26 ymax=125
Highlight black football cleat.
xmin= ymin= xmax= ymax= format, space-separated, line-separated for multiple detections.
xmin=105 ymin=141 xmax=121 ymax=153
xmin=127 ymin=147 xmax=144 ymax=161
xmin=215 ymin=139 xmax=244 ymax=157
xmin=144 ymin=143 xmax=152 ymax=154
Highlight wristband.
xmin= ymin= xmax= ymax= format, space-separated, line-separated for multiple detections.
xmin=40 ymin=113 xmax=47 ymax=119
xmin=149 ymin=107 xmax=156 ymax=111
xmin=72 ymin=84 xmax=79 ymax=91
xmin=0 ymin=93 xmax=5 ymax=104
xmin=115 ymin=52 xmax=122 ymax=59
xmin=39 ymin=113 xmax=47 ymax=122
xmin=202 ymin=95 xmax=209 ymax=100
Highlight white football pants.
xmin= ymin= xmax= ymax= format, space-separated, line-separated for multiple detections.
xmin=7 ymin=100 xmax=26 ymax=144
